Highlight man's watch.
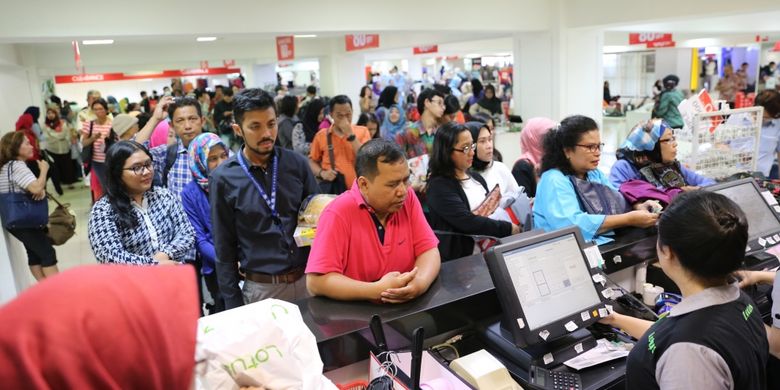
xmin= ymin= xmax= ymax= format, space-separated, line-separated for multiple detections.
xmin=346 ymin=134 xmax=356 ymax=142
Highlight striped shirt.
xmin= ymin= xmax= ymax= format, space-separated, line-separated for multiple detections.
xmin=81 ymin=120 xmax=113 ymax=163
xmin=0 ymin=161 xmax=36 ymax=194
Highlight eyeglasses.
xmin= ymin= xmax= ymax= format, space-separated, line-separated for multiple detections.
xmin=659 ymin=136 xmax=677 ymax=144
xmin=123 ymin=161 xmax=153 ymax=175
xmin=575 ymin=143 xmax=605 ymax=153
xmin=453 ymin=143 xmax=477 ymax=154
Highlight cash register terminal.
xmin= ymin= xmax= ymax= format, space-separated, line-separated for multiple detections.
xmin=481 ymin=227 xmax=620 ymax=388
xmin=706 ymin=178 xmax=780 ymax=270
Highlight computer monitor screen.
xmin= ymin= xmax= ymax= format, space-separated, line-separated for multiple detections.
xmin=710 ymin=180 xmax=780 ymax=240
xmin=501 ymin=233 xmax=602 ymax=331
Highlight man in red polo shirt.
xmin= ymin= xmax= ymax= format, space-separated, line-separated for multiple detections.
xmin=306 ymin=139 xmax=441 ymax=303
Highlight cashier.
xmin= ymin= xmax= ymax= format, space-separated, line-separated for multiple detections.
xmin=306 ymin=139 xmax=441 ymax=303
xmin=600 ymin=191 xmax=767 ymax=390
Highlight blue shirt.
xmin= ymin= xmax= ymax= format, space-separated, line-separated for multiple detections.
xmin=608 ymin=159 xmax=716 ymax=189
xmin=88 ymin=187 xmax=195 ymax=265
xmin=533 ymin=168 xmax=614 ymax=244
xmin=180 ymin=180 xmax=217 ymax=275
xmin=757 ymin=119 xmax=780 ymax=176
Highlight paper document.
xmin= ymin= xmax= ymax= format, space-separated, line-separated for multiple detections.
xmin=563 ymin=339 xmax=632 ymax=371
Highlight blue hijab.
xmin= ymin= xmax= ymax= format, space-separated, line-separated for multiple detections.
xmin=380 ymin=105 xmax=407 ymax=140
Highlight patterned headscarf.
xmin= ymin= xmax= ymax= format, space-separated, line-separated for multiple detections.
xmin=187 ymin=133 xmax=229 ymax=191
xmin=622 ymin=119 xmax=668 ymax=152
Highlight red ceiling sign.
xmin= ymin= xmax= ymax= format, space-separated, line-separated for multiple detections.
xmin=647 ymin=41 xmax=676 ymax=48
xmin=629 ymin=33 xmax=673 ymax=45
xmin=54 ymin=67 xmax=241 ymax=84
xmin=773 ymin=41 xmax=780 ymax=52
xmin=276 ymin=36 xmax=294 ymax=61
xmin=345 ymin=34 xmax=380 ymax=51
xmin=413 ymin=45 xmax=438 ymax=55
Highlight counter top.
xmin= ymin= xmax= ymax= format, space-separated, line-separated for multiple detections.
xmin=299 ymin=253 xmax=494 ymax=343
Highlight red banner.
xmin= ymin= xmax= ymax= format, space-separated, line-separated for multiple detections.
xmin=54 ymin=67 xmax=241 ymax=84
xmin=647 ymin=41 xmax=676 ymax=48
xmin=629 ymin=33 xmax=673 ymax=45
xmin=276 ymin=36 xmax=294 ymax=61
xmin=413 ymin=45 xmax=438 ymax=55
xmin=345 ymin=34 xmax=380 ymax=52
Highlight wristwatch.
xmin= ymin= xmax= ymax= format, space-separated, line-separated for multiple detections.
xmin=346 ymin=134 xmax=356 ymax=142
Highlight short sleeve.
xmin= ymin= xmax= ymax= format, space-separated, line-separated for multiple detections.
xmin=309 ymin=132 xmax=325 ymax=162
xmin=408 ymin=189 xmax=439 ymax=256
xmin=10 ymin=161 xmax=37 ymax=191
xmin=305 ymin=205 xmax=349 ymax=275
xmin=656 ymin=343 xmax=733 ymax=390
xmin=355 ymin=126 xmax=371 ymax=144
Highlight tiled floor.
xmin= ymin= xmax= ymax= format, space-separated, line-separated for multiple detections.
xmin=48 ymin=183 xmax=97 ymax=271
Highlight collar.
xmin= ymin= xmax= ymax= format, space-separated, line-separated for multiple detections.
xmin=176 ymin=139 xmax=187 ymax=153
xmin=240 ymin=145 xmax=277 ymax=170
xmin=348 ymin=181 xmax=372 ymax=210
xmin=131 ymin=194 xmax=150 ymax=211
xmin=669 ymin=283 xmax=740 ymax=317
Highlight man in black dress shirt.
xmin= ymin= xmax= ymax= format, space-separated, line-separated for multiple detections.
xmin=210 ymin=88 xmax=318 ymax=309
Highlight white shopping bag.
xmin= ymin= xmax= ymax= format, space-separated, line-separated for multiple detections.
xmin=195 ymin=299 xmax=337 ymax=390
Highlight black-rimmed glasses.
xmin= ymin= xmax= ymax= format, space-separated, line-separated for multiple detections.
xmin=123 ymin=161 xmax=153 ymax=175
xmin=453 ymin=143 xmax=477 ymax=154
xmin=575 ymin=143 xmax=604 ymax=153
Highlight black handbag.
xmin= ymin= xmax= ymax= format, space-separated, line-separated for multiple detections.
xmin=317 ymin=130 xmax=347 ymax=195
xmin=0 ymin=163 xmax=48 ymax=229
xmin=81 ymin=121 xmax=117 ymax=175
xmin=80 ymin=121 xmax=94 ymax=174
xmin=569 ymin=175 xmax=630 ymax=215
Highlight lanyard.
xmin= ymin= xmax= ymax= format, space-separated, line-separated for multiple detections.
xmin=237 ymin=150 xmax=280 ymax=224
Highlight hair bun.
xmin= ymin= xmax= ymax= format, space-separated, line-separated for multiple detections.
xmin=716 ymin=212 xmax=740 ymax=232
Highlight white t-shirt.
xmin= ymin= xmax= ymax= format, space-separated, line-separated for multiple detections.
xmin=480 ymin=161 xmax=523 ymax=207
xmin=461 ymin=177 xmax=487 ymax=211
xmin=0 ymin=161 xmax=36 ymax=194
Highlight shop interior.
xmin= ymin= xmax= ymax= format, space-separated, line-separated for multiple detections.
xmin=1 ymin=1 xmax=780 ymax=389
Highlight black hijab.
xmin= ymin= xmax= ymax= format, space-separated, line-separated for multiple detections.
xmin=477 ymin=85 xmax=502 ymax=115
xmin=302 ymin=99 xmax=325 ymax=142
xmin=24 ymin=106 xmax=40 ymax=123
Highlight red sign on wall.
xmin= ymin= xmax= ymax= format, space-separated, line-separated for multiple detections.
xmin=413 ymin=45 xmax=438 ymax=55
xmin=345 ymin=34 xmax=380 ymax=52
xmin=647 ymin=41 xmax=676 ymax=48
xmin=276 ymin=36 xmax=295 ymax=61
xmin=54 ymin=67 xmax=242 ymax=84
xmin=629 ymin=33 xmax=673 ymax=45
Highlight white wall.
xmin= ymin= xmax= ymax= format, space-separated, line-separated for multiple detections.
xmin=655 ymin=48 xmax=693 ymax=92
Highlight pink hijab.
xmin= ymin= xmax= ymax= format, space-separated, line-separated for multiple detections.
xmin=150 ymin=119 xmax=171 ymax=148
xmin=519 ymin=117 xmax=556 ymax=166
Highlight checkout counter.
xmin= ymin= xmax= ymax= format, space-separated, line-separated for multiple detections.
xmin=301 ymin=178 xmax=780 ymax=389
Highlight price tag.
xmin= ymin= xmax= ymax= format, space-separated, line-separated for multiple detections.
xmin=574 ymin=343 xmax=584 ymax=354
xmin=583 ymin=246 xmax=604 ymax=268
xmin=581 ymin=311 xmax=590 ymax=321
xmin=543 ymin=353 xmax=554 ymax=365
xmin=564 ymin=321 xmax=578 ymax=332
xmin=517 ymin=318 xmax=525 ymax=329
xmin=539 ymin=330 xmax=550 ymax=340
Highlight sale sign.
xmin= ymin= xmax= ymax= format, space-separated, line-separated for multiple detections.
xmin=413 ymin=45 xmax=438 ymax=55
xmin=345 ymin=34 xmax=380 ymax=52
xmin=276 ymin=36 xmax=294 ymax=61
xmin=629 ymin=33 xmax=673 ymax=45
xmin=647 ymin=41 xmax=676 ymax=48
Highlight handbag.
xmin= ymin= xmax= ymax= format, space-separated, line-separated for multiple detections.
xmin=46 ymin=192 xmax=76 ymax=245
xmin=317 ymin=130 xmax=347 ymax=195
xmin=0 ymin=162 xmax=49 ymax=229
xmin=569 ymin=175 xmax=630 ymax=215
xmin=81 ymin=121 xmax=94 ymax=174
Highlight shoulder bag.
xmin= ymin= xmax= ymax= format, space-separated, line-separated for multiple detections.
xmin=0 ymin=163 xmax=49 ymax=229
xmin=569 ymin=175 xmax=630 ymax=215
xmin=317 ymin=130 xmax=347 ymax=195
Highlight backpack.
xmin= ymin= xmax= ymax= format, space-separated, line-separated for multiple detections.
xmin=152 ymin=143 xmax=180 ymax=187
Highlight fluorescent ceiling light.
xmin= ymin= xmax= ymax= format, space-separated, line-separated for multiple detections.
xmin=294 ymin=34 xmax=317 ymax=38
xmin=197 ymin=37 xmax=217 ymax=42
xmin=82 ymin=39 xmax=114 ymax=45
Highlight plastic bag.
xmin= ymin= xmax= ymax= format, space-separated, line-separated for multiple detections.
xmin=195 ymin=299 xmax=337 ymax=390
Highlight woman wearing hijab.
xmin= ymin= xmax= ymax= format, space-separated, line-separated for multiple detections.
xmin=469 ymin=84 xmax=502 ymax=117
xmin=380 ymin=104 xmax=407 ymax=141
xmin=512 ymin=117 xmax=556 ymax=197
xmin=0 ymin=265 xmax=199 ymax=389
xmin=23 ymin=106 xmax=44 ymax=151
xmin=465 ymin=121 xmax=521 ymax=202
xmin=375 ymin=85 xmax=400 ymax=125
xmin=292 ymin=98 xmax=325 ymax=157
xmin=181 ymin=133 xmax=230 ymax=314
xmin=609 ymin=119 xmax=714 ymax=194
xmin=42 ymin=107 xmax=78 ymax=189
